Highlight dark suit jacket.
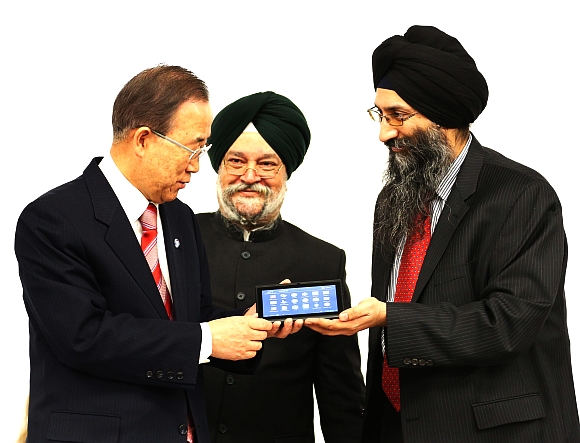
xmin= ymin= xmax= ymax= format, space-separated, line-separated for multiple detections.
xmin=196 ymin=212 xmax=365 ymax=443
xmin=362 ymin=136 xmax=580 ymax=442
xmin=15 ymin=158 xmax=257 ymax=443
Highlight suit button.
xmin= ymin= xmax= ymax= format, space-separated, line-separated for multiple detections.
xmin=403 ymin=358 xmax=412 ymax=365
xmin=219 ymin=424 xmax=227 ymax=433
xmin=419 ymin=359 xmax=426 ymax=366
xmin=226 ymin=375 xmax=235 ymax=385
xmin=146 ymin=370 xmax=153 ymax=378
xmin=411 ymin=358 xmax=419 ymax=366
xmin=241 ymin=251 xmax=251 ymax=259
xmin=167 ymin=371 xmax=174 ymax=380
xmin=426 ymin=360 xmax=434 ymax=366
xmin=178 ymin=424 xmax=188 ymax=435
xmin=236 ymin=292 xmax=246 ymax=301
xmin=177 ymin=371 xmax=184 ymax=380
xmin=156 ymin=370 xmax=164 ymax=379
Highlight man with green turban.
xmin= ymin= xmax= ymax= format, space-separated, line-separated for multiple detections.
xmin=196 ymin=91 xmax=366 ymax=443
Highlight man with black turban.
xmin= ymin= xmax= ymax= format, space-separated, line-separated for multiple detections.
xmin=196 ymin=91 xmax=366 ymax=443
xmin=306 ymin=26 xmax=580 ymax=442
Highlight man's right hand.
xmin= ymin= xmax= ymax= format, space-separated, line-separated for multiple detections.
xmin=208 ymin=316 xmax=273 ymax=360
xmin=304 ymin=297 xmax=387 ymax=336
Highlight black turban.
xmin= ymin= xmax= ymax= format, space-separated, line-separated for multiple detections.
xmin=372 ymin=25 xmax=488 ymax=127
xmin=208 ymin=91 xmax=310 ymax=179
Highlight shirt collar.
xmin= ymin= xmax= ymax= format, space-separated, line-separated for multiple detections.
xmin=98 ymin=154 xmax=153 ymax=223
xmin=436 ymin=133 xmax=472 ymax=201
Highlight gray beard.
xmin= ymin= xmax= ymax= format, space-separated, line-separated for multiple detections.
xmin=217 ymin=181 xmax=286 ymax=230
xmin=375 ymin=125 xmax=455 ymax=252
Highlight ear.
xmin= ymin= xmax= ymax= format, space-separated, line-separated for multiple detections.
xmin=132 ymin=126 xmax=154 ymax=159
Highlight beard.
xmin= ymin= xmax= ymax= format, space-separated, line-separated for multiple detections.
xmin=375 ymin=124 xmax=455 ymax=252
xmin=217 ymin=181 xmax=286 ymax=230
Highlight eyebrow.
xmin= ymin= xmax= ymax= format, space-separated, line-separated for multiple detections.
xmin=226 ymin=151 xmax=281 ymax=160
xmin=375 ymin=104 xmax=414 ymax=114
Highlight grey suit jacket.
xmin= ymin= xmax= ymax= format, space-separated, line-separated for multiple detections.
xmin=362 ymin=136 xmax=580 ymax=442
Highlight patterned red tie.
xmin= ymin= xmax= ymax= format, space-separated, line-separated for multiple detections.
xmin=140 ymin=204 xmax=194 ymax=441
xmin=382 ymin=215 xmax=431 ymax=412
xmin=140 ymin=203 xmax=174 ymax=320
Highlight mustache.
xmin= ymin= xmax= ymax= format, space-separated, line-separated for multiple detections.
xmin=222 ymin=182 xmax=272 ymax=197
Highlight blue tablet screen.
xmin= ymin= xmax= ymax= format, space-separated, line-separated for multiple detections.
xmin=260 ymin=283 xmax=339 ymax=319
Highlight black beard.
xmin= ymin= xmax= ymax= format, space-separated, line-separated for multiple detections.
xmin=374 ymin=125 xmax=455 ymax=253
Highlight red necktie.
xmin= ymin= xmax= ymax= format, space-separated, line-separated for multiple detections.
xmin=140 ymin=204 xmax=194 ymax=441
xmin=382 ymin=215 xmax=431 ymax=412
xmin=140 ymin=203 xmax=173 ymax=320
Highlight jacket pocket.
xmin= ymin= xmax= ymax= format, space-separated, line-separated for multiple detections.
xmin=47 ymin=411 xmax=121 ymax=442
xmin=472 ymin=393 xmax=545 ymax=430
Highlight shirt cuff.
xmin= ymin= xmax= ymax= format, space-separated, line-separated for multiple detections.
xmin=199 ymin=322 xmax=212 ymax=364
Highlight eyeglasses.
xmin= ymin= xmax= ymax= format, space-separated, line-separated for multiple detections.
xmin=222 ymin=157 xmax=284 ymax=179
xmin=151 ymin=129 xmax=212 ymax=161
xmin=367 ymin=106 xmax=418 ymax=127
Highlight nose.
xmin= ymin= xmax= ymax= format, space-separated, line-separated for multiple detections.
xmin=187 ymin=156 xmax=200 ymax=173
xmin=379 ymin=121 xmax=399 ymax=143
xmin=240 ymin=167 xmax=261 ymax=184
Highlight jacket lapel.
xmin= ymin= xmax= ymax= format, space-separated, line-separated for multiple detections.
xmin=412 ymin=136 xmax=485 ymax=302
xmin=159 ymin=205 xmax=188 ymax=321
xmin=83 ymin=158 xmax=169 ymax=319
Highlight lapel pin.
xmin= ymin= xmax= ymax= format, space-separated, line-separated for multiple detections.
xmin=174 ymin=239 xmax=180 ymax=248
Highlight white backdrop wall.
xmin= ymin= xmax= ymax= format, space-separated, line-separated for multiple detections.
xmin=2 ymin=2 xmax=578 ymax=441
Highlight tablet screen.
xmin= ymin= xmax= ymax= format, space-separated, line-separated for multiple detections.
xmin=256 ymin=279 xmax=343 ymax=321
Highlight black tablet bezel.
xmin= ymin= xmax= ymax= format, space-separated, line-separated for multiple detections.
xmin=255 ymin=279 xmax=344 ymax=321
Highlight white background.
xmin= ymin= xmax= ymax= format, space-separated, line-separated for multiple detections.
xmin=2 ymin=1 xmax=578 ymax=441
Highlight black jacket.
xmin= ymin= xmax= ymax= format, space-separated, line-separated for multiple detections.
xmin=363 ymin=136 xmax=580 ymax=442
xmin=197 ymin=212 xmax=365 ymax=443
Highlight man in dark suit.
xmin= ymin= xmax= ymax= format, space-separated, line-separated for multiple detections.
xmin=14 ymin=65 xmax=298 ymax=443
xmin=197 ymin=91 xmax=366 ymax=443
xmin=305 ymin=26 xmax=580 ymax=442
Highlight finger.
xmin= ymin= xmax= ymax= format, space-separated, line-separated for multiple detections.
xmin=244 ymin=304 xmax=257 ymax=316
xmin=252 ymin=330 xmax=268 ymax=341
xmin=269 ymin=321 xmax=282 ymax=335
xmin=304 ymin=318 xmax=333 ymax=327
xmin=248 ymin=318 xmax=274 ymax=331
xmin=292 ymin=319 xmax=304 ymax=333
xmin=338 ymin=307 xmax=359 ymax=321
xmin=304 ymin=324 xmax=340 ymax=336
xmin=277 ymin=319 xmax=294 ymax=338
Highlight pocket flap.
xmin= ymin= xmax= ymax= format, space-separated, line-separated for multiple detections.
xmin=47 ymin=411 xmax=120 ymax=442
xmin=472 ymin=394 xmax=545 ymax=430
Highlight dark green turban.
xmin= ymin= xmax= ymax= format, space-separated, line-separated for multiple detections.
xmin=372 ymin=25 xmax=488 ymax=128
xmin=208 ymin=91 xmax=310 ymax=179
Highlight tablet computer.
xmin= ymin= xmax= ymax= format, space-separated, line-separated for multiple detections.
xmin=255 ymin=279 xmax=344 ymax=321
